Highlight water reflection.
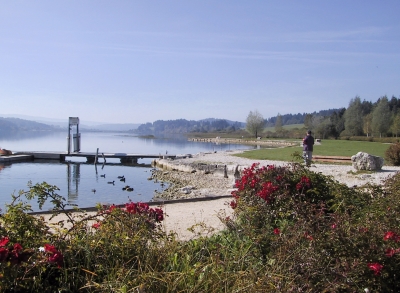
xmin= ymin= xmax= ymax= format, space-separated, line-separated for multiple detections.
xmin=67 ymin=163 xmax=80 ymax=203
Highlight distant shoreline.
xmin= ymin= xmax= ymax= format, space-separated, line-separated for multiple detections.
xmin=187 ymin=137 xmax=297 ymax=147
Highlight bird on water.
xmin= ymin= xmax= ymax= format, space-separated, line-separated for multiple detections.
xmin=100 ymin=174 xmax=106 ymax=178
xmin=107 ymin=181 xmax=115 ymax=185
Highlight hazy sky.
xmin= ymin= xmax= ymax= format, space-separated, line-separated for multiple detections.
xmin=1 ymin=1 xmax=399 ymax=124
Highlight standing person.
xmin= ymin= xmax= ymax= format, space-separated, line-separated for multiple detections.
xmin=302 ymin=130 xmax=315 ymax=166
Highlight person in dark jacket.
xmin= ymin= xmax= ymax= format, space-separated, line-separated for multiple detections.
xmin=302 ymin=130 xmax=315 ymax=166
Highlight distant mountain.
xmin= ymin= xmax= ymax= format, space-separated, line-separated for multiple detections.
xmin=0 ymin=115 xmax=139 ymax=132
xmin=0 ymin=117 xmax=58 ymax=132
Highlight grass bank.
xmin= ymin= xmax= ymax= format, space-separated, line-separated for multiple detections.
xmin=235 ymin=139 xmax=390 ymax=162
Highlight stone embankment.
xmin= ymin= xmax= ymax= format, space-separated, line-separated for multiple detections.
xmin=150 ymin=154 xmax=239 ymax=201
xmin=149 ymin=150 xmax=400 ymax=201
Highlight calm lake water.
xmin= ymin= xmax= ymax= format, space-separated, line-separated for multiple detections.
xmin=0 ymin=131 xmax=255 ymax=212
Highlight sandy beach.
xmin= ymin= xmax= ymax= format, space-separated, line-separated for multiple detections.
xmin=43 ymin=150 xmax=400 ymax=241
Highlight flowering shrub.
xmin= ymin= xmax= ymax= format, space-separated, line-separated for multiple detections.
xmin=0 ymin=182 xmax=167 ymax=292
xmin=227 ymin=162 xmax=400 ymax=291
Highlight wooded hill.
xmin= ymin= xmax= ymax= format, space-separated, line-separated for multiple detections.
xmin=0 ymin=117 xmax=60 ymax=133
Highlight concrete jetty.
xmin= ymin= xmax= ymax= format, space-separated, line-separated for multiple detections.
xmin=3 ymin=151 xmax=177 ymax=164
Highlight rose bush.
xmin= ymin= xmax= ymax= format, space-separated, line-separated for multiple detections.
xmin=227 ymin=162 xmax=400 ymax=292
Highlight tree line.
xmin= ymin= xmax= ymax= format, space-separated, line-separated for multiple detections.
xmin=135 ymin=118 xmax=244 ymax=134
xmin=246 ymin=95 xmax=400 ymax=139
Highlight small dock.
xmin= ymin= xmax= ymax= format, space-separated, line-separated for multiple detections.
xmin=8 ymin=151 xmax=177 ymax=164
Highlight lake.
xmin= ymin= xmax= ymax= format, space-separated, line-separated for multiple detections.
xmin=0 ymin=131 xmax=255 ymax=212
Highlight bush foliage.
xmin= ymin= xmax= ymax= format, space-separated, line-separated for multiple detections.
xmin=1 ymin=163 xmax=400 ymax=292
xmin=385 ymin=142 xmax=400 ymax=166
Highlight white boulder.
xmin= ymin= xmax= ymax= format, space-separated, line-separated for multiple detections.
xmin=351 ymin=152 xmax=384 ymax=171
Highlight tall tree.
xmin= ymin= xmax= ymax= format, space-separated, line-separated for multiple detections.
xmin=329 ymin=108 xmax=345 ymax=138
xmin=246 ymin=110 xmax=265 ymax=138
xmin=391 ymin=112 xmax=400 ymax=137
xmin=344 ymin=96 xmax=364 ymax=136
xmin=304 ymin=114 xmax=313 ymax=130
xmin=372 ymin=96 xmax=391 ymax=137
xmin=363 ymin=113 xmax=373 ymax=137
xmin=275 ymin=113 xmax=283 ymax=133
xmin=314 ymin=116 xmax=331 ymax=139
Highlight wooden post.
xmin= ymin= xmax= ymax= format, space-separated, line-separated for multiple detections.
xmin=94 ymin=148 xmax=99 ymax=164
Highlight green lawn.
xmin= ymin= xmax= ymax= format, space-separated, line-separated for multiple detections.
xmin=235 ymin=139 xmax=390 ymax=162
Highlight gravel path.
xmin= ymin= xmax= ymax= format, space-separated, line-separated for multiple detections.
xmin=151 ymin=150 xmax=400 ymax=201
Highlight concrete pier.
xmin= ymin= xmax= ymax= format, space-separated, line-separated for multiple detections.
xmin=11 ymin=151 xmax=176 ymax=164
xmin=0 ymin=154 xmax=33 ymax=163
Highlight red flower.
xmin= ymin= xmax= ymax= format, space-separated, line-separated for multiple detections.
xmin=150 ymin=208 xmax=164 ymax=222
xmin=13 ymin=243 xmax=22 ymax=251
xmin=10 ymin=243 xmax=23 ymax=262
xmin=256 ymin=181 xmax=279 ymax=202
xmin=331 ymin=224 xmax=337 ymax=229
xmin=304 ymin=233 xmax=313 ymax=241
xmin=296 ymin=176 xmax=311 ymax=191
xmin=385 ymin=248 xmax=400 ymax=257
xmin=92 ymin=222 xmax=101 ymax=229
xmin=138 ymin=202 xmax=149 ymax=212
xmin=125 ymin=202 xmax=137 ymax=214
xmin=48 ymin=252 xmax=64 ymax=267
xmin=44 ymin=244 xmax=63 ymax=267
xmin=0 ymin=237 xmax=9 ymax=247
xmin=44 ymin=244 xmax=58 ymax=254
xmin=368 ymin=262 xmax=383 ymax=275
xmin=273 ymin=228 xmax=280 ymax=235
xmin=301 ymin=176 xmax=311 ymax=187
xmin=106 ymin=204 xmax=118 ymax=213
xmin=230 ymin=200 xmax=237 ymax=209
xmin=384 ymin=231 xmax=398 ymax=241
xmin=385 ymin=248 xmax=396 ymax=257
